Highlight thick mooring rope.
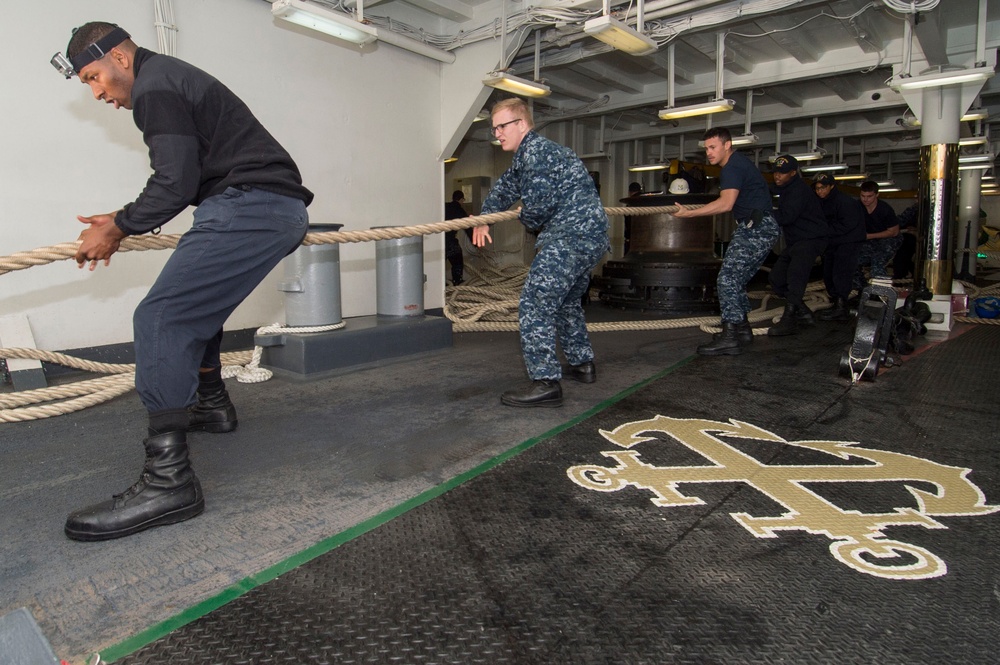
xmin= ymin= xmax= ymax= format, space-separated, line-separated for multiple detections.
xmin=3 ymin=203 xmax=999 ymax=421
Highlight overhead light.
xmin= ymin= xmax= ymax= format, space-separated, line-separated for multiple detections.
xmin=834 ymin=173 xmax=870 ymax=181
xmin=730 ymin=133 xmax=758 ymax=147
xmin=959 ymin=136 xmax=989 ymax=147
xmin=444 ymin=156 xmax=458 ymax=163
xmin=800 ymin=163 xmax=849 ymax=173
xmin=959 ymin=153 xmax=995 ymax=164
xmin=768 ymin=150 xmax=824 ymax=163
xmin=583 ymin=15 xmax=657 ymax=56
xmin=659 ymin=99 xmax=734 ymax=121
xmin=875 ymin=180 xmax=896 ymax=188
xmin=628 ymin=162 xmax=669 ymax=172
xmin=890 ymin=66 xmax=994 ymax=91
xmin=699 ymin=133 xmax=757 ymax=148
xmin=473 ymin=110 xmax=490 ymax=122
xmin=959 ymin=163 xmax=994 ymax=171
xmin=272 ymin=0 xmax=377 ymax=46
xmin=982 ymin=175 xmax=996 ymax=182
xmin=482 ymin=71 xmax=551 ymax=98
xmin=880 ymin=186 xmax=902 ymax=192
xmin=490 ymin=137 xmax=501 ymax=146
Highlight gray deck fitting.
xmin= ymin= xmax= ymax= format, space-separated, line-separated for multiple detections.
xmin=257 ymin=314 xmax=453 ymax=379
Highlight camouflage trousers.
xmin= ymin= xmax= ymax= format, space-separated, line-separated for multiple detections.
xmin=520 ymin=240 xmax=608 ymax=380
xmin=719 ymin=214 xmax=780 ymax=323
xmin=853 ymin=236 xmax=904 ymax=289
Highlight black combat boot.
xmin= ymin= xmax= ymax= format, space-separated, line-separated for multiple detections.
xmin=768 ymin=304 xmax=799 ymax=336
xmin=566 ymin=361 xmax=596 ymax=384
xmin=65 ymin=430 xmax=204 ymax=541
xmin=501 ymin=380 xmax=563 ymax=407
xmin=188 ymin=369 xmax=238 ymax=433
xmin=795 ymin=303 xmax=815 ymax=326
xmin=818 ymin=298 xmax=849 ymax=321
xmin=697 ymin=322 xmax=743 ymax=356
xmin=734 ymin=317 xmax=754 ymax=346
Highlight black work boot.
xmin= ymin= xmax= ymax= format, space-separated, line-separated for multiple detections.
xmin=188 ymin=371 xmax=238 ymax=433
xmin=768 ymin=304 xmax=799 ymax=336
xmin=818 ymin=298 xmax=849 ymax=321
xmin=795 ymin=303 xmax=815 ymax=326
xmin=65 ymin=430 xmax=204 ymax=541
xmin=501 ymin=380 xmax=563 ymax=407
xmin=734 ymin=317 xmax=754 ymax=346
xmin=697 ymin=322 xmax=743 ymax=356
xmin=566 ymin=361 xmax=596 ymax=384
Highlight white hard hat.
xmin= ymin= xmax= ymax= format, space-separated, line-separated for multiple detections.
xmin=669 ymin=179 xmax=690 ymax=194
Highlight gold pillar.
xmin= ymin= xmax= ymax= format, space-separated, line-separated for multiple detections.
xmin=916 ymin=143 xmax=959 ymax=295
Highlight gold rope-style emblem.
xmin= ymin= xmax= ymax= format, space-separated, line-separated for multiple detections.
xmin=567 ymin=416 xmax=998 ymax=580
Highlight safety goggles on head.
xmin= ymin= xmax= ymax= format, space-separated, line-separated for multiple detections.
xmin=51 ymin=26 xmax=131 ymax=79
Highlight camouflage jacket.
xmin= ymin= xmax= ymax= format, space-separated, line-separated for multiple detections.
xmin=482 ymin=130 xmax=609 ymax=250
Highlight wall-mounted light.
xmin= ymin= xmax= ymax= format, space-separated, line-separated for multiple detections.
xmin=272 ymin=0 xmax=377 ymax=46
xmin=482 ymin=71 xmax=551 ymax=97
xmin=890 ymin=66 xmax=994 ymax=91
xmin=583 ymin=15 xmax=657 ymax=56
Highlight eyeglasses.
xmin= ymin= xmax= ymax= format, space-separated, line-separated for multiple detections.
xmin=490 ymin=118 xmax=522 ymax=136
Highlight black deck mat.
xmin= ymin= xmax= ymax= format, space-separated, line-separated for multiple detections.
xmin=116 ymin=324 xmax=1000 ymax=664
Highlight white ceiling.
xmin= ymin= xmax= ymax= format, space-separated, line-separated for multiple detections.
xmin=335 ymin=0 xmax=1000 ymax=186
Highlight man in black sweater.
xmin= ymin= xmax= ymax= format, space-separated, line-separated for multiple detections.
xmin=767 ymin=155 xmax=829 ymax=336
xmin=56 ymin=22 xmax=314 ymax=540
xmin=813 ymin=174 xmax=866 ymax=321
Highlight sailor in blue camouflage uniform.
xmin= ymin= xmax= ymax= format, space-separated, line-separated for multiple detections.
xmin=674 ymin=127 xmax=779 ymax=355
xmin=473 ymin=98 xmax=609 ymax=408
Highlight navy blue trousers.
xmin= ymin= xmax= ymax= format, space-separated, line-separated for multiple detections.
xmin=133 ymin=187 xmax=308 ymax=414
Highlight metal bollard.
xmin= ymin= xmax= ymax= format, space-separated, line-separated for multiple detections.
xmin=278 ymin=224 xmax=343 ymax=327
xmin=373 ymin=227 xmax=424 ymax=317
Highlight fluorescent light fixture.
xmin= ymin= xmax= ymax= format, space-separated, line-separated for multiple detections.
xmin=768 ymin=150 xmax=824 ymax=163
xmin=800 ymin=163 xmax=849 ymax=173
xmin=958 ymin=153 xmax=995 ymax=164
xmin=272 ymin=0 xmax=377 ymax=46
xmin=982 ymin=175 xmax=996 ymax=182
xmin=482 ymin=71 xmax=551 ymax=98
xmin=490 ymin=137 xmax=501 ymax=146
xmin=583 ymin=15 xmax=657 ymax=56
xmin=659 ymin=98 xmax=734 ymax=121
xmin=628 ymin=162 xmax=669 ymax=172
xmin=730 ymin=133 xmax=758 ymax=147
xmin=959 ymin=163 xmax=994 ymax=171
xmin=875 ymin=180 xmax=896 ymax=187
xmin=699 ymin=133 xmax=757 ymax=148
xmin=880 ymin=186 xmax=902 ymax=192
xmin=473 ymin=110 xmax=490 ymax=122
xmin=834 ymin=173 xmax=870 ymax=181
xmin=891 ymin=66 xmax=994 ymax=91
xmin=444 ymin=156 xmax=458 ymax=163
xmin=959 ymin=136 xmax=989 ymax=147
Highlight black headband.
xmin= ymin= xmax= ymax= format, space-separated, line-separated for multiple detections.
xmin=69 ymin=26 xmax=131 ymax=73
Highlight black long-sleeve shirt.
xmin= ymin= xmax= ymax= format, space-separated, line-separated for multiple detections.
xmin=114 ymin=48 xmax=313 ymax=235
xmin=818 ymin=187 xmax=866 ymax=246
xmin=771 ymin=174 xmax=828 ymax=245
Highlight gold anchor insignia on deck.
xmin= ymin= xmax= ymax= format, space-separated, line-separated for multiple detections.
xmin=567 ymin=416 xmax=999 ymax=580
